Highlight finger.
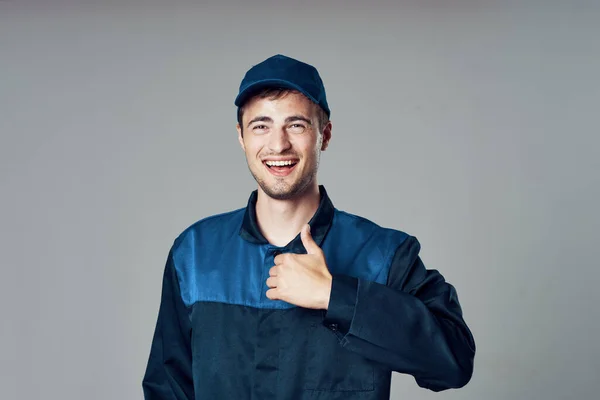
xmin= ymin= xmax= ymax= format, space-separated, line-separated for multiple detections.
xmin=300 ymin=224 xmax=322 ymax=255
xmin=266 ymin=288 xmax=279 ymax=300
xmin=275 ymin=252 xmax=293 ymax=265
xmin=266 ymin=276 xmax=277 ymax=288
xmin=269 ymin=266 xmax=278 ymax=276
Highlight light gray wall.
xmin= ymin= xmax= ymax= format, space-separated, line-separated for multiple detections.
xmin=1 ymin=1 xmax=598 ymax=399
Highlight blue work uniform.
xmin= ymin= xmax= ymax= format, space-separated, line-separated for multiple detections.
xmin=142 ymin=185 xmax=475 ymax=399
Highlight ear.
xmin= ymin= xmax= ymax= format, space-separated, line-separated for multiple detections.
xmin=320 ymin=120 xmax=332 ymax=151
xmin=237 ymin=123 xmax=245 ymax=151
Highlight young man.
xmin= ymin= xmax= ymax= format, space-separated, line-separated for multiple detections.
xmin=142 ymin=54 xmax=475 ymax=400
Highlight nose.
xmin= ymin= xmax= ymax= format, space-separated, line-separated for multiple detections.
xmin=267 ymin=127 xmax=292 ymax=153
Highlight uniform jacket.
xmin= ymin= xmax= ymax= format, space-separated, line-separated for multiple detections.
xmin=142 ymin=185 xmax=476 ymax=399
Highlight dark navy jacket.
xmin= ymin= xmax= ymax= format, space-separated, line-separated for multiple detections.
xmin=142 ymin=186 xmax=475 ymax=399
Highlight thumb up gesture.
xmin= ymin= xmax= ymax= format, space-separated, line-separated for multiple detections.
xmin=266 ymin=224 xmax=333 ymax=309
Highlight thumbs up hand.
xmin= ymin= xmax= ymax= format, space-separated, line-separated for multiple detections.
xmin=266 ymin=224 xmax=333 ymax=309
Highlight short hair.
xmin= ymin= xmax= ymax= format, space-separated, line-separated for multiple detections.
xmin=237 ymin=88 xmax=329 ymax=135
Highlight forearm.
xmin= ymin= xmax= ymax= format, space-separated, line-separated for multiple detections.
xmin=324 ymin=275 xmax=474 ymax=390
xmin=322 ymin=235 xmax=476 ymax=391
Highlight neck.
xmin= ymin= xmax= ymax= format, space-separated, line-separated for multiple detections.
xmin=255 ymin=184 xmax=321 ymax=247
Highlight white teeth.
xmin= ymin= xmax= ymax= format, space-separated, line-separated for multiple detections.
xmin=265 ymin=160 xmax=296 ymax=167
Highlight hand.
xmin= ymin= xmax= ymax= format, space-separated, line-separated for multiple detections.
xmin=266 ymin=224 xmax=333 ymax=309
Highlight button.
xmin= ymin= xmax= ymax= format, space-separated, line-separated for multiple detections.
xmin=329 ymin=323 xmax=338 ymax=331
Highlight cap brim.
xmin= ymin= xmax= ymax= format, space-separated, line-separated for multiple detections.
xmin=234 ymin=79 xmax=320 ymax=108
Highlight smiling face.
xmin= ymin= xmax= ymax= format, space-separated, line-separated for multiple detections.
xmin=237 ymin=90 xmax=331 ymax=200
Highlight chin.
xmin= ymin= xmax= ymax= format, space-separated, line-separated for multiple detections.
xmin=261 ymin=177 xmax=316 ymax=201
xmin=261 ymin=184 xmax=297 ymax=200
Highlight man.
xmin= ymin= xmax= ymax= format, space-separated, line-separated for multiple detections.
xmin=142 ymin=54 xmax=475 ymax=400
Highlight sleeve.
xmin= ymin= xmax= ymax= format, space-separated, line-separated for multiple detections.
xmin=142 ymin=248 xmax=195 ymax=400
xmin=322 ymin=235 xmax=476 ymax=392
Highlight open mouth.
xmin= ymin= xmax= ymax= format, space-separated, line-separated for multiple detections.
xmin=263 ymin=160 xmax=299 ymax=176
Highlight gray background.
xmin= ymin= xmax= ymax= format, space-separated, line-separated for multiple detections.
xmin=1 ymin=1 xmax=599 ymax=399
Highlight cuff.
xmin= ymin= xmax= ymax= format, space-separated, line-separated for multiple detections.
xmin=323 ymin=275 xmax=359 ymax=335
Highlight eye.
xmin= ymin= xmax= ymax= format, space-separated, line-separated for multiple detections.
xmin=287 ymin=123 xmax=306 ymax=133
xmin=252 ymin=124 xmax=268 ymax=133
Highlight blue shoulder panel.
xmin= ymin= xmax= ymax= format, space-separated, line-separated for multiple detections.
xmin=322 ymin=210 xmax=409 ymax=285
xmin=171 ymin=208 xmax=409 ymax=309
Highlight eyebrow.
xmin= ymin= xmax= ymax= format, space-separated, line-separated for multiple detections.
xmin=246 ymin=116 xmax=273 ymax=128
xmin=246 ymin=115 xmax=313 ymax=128
xmin=285 ymin=115 xmax=312 ymax=125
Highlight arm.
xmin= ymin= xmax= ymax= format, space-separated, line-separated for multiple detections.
xmin=142 ymin=249 xmax=194 ymax=400
xmin=322 ymin=235 xmax=476 ymax=391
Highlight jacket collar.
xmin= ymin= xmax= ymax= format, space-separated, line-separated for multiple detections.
xmin=239 ymin=185 xmax=334 ymax=252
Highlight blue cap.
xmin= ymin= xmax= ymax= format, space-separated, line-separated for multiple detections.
xmin=235 ymin=54 xmax=330 ymax=117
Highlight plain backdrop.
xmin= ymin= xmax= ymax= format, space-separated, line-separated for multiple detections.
xmin=1 ymin=1 xmax=599 ymax=399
